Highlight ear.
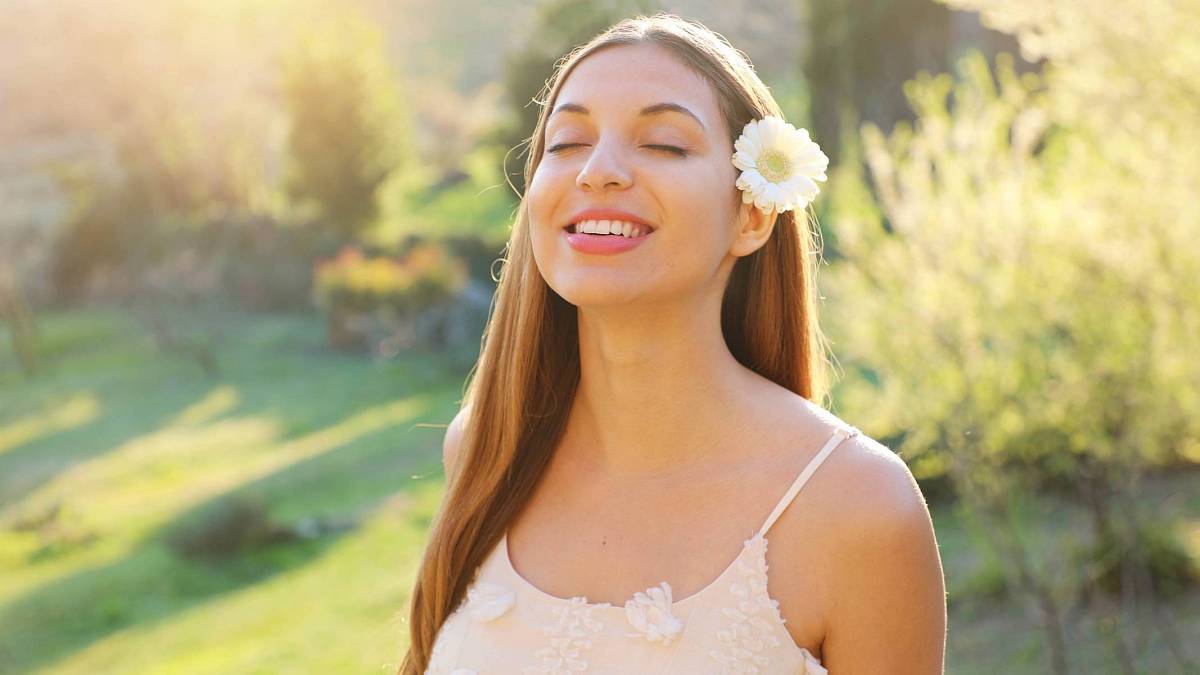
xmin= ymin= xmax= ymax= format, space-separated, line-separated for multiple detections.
xmin=729 ymin=201 xmax=777 ymax=258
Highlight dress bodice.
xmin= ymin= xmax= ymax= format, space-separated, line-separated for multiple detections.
xmin=424 ymin=425 xmax=861 ymax=674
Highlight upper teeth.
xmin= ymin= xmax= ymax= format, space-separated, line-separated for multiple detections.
xmin=573 ymin=219 xmax=648 ymax=238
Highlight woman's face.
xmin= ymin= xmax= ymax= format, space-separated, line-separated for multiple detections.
xmin=527 ymin=43 xmax=764 ymax=310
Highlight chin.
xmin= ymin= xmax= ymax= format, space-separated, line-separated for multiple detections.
xmin=551 ymin=283 xmax=645 ymax=309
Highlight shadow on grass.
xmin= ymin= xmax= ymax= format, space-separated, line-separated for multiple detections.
xmin=1 ymin=306 xmax=464 ymax=518
xmin=1 ymin=308 xmax=245 ymax=513
xmin=0 ymin=307 xmax=470 ymax=670
xmin=0 ymin=390 xmax=452 ymax=673
xmin=0 ymin=388 xmax=215 ymax=514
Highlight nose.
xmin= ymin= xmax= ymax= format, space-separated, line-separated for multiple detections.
xmin=575 ymin=137 xmax=632 ymax=192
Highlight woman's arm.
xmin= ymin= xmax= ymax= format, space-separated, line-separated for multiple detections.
xmin=821 ymin=443 xmax=948 ymax=674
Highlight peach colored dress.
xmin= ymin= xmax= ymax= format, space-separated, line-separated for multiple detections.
xmin=425 ymin=424 xmax=862 ymax=674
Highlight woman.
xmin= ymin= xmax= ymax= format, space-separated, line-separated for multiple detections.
xmin=401 ymin=13 xmax=946 ymax=674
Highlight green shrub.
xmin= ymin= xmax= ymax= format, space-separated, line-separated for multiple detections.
xmin=1072 ymin=519 xmax=1198 ymax=599
xmin=164 ymin=494 xmax=295 ymax=561
xmin=962 ymin=557 xmax=1011 ymax=603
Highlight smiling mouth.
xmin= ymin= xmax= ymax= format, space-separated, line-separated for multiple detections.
xmin=565 ymin=220 xmax=657 ymax=237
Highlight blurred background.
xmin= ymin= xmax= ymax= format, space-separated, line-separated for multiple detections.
xmin=1 ymin=0 xmax=1197 ymax=672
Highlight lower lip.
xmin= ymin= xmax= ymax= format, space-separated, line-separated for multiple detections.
xmin=563 ymin=229 xmax=653 ymax=254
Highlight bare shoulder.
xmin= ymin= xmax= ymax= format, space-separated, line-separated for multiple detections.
xmin=442 ymin=402 xmax=472 ymax=481
xmin=808 ymin=418 xmax=948 ymax=673
xmin=784 ymin=398 xmax=928 ymax=527
xmin=824 ymin=428 xmax=930 ymax=533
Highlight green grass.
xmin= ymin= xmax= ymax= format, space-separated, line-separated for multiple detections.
xmin=0 ymin=306 xmax=467 ymax=674
xmin=1 ymin=306 xmax=1197 ymax=673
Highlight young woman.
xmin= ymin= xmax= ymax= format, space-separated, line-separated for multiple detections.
xmin=400 ymin=13 xmax=946 ymax=675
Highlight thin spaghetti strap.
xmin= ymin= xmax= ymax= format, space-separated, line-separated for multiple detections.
xmin=755 ymin=425 xmax=861 ymax=538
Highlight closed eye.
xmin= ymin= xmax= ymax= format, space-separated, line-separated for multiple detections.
xmin=645 ymin=144 xmax=688 ymax=157
xmin=545 ymin=143 xmax=688 ymax=157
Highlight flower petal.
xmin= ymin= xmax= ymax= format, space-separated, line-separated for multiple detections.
xmin=466 ymin=581 xmax=515 ymax=622
xmin=733 ymin=127 xmax=762 ymax=162
xmin=731 ymin=149 xmax=758 ymax=172
xmin=624 ymin=581 xmax=684 ymax=646
xmin=758 ymin=117 xmax=786 ymax=147
xmin=758 ymin=182 xmax=784 ymax=211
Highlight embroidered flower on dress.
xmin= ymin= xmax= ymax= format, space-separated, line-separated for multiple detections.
xmin=709 ymin=536 xmax=784 ymax=672
xmin=466 ymin=581 xmax=516 ymax=622
xmin=524 ymin=596 xmax=609 ymax=674
xmin=624 ymin=581 xmax=685 ymax=646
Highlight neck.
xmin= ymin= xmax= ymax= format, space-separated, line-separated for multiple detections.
xmin=561 ymin=296 xmax=769 ymax=479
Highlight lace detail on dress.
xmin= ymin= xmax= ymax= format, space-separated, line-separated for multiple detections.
xmin=426 ymin=590 xmax=475 ymax=674
xmin=425 ymin=617 xmax=459 ymax=675
xmin=523 ymin=596 xmax=610 ymax=674
xmin=624 ymin=581 xmax=685 ymax=645
xmin=708 ymin=535 xmax=785 ymax=673
xmin=466 ymin=581 xmax=516 ymax=622
xmin=425 ymin=425 xmax=856 ymax=673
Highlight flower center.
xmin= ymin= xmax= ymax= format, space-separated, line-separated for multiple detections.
xmin=758 ymin=148 xmax=792 ymax=183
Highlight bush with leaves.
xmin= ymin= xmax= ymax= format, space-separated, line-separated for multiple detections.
xmin=164 ymin=494 xmax=295 ymax=561
xmin=823 ymin=1 xmax=1199 ymax=670
xmin=312 ymin=242 xmax=470 ymax=353
xmin=314 ymin=243 xmax=467 ymax=315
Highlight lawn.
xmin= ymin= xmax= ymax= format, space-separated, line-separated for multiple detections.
xmin=1 ymin=307 xmax=1196 ymax=673
xmin=1 ymin=307 xmax=466 ymax=673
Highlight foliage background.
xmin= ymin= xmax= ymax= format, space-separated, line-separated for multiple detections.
xmin=1 ymin=0 xmax=1196 ymax=673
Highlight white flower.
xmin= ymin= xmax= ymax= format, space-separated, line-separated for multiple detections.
xmin=624 ymin=581 xmax=684 ymax=645
xmin=466 ymin=581 xmax=516 ymax=622
xmin=731 ymin=115 xmax=829 ymax=214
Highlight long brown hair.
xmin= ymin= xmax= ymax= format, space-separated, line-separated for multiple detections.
xmin=397 ymin=12 xmax=832 ymax=673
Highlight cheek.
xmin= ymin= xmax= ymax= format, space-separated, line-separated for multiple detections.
xmin=662 ymin=165 xmax=738 ymax=237
xmin=524 ymin=175 xmax=554 ymax=239
xmin=525 ymin=163 xmax=569 ymax=227
xmin=525 ymin=167 xmax=564 ymax=277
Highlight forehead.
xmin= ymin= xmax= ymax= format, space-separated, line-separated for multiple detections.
xmin=553 ymin=43 xmax=721 ymax=130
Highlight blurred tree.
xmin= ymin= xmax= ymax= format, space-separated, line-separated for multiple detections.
xmin=803 ymin=0 xmax=1021 ymax=165
xmin=490 ymin=0 xmax=662 ymax=196
xmin=280 ymin=8 xmax=413 ymax=240
xmin=825 ymin=0 xmax=1200 ymax=670
xmin=48 ymin=107 xmax=231 ymax=301
xmin=0 ymin=274 xmax=39 ymax=377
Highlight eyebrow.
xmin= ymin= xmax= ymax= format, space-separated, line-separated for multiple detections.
xmin=549 ymin=101 xmax=706 ymax=131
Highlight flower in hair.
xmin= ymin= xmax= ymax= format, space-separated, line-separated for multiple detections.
xmin=731 ymin=115 xmax=829 ymax=214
